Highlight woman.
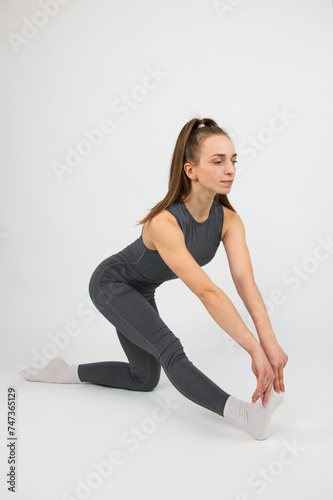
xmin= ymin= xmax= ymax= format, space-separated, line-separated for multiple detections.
xmin=21 ymin=117 xmax=288 ymax=440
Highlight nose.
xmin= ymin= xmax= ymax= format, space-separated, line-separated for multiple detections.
xmin=224 ymin=161 xmax=236 ymax=174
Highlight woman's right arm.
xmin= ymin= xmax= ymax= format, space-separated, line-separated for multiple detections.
xmin=149 ymin=212 xmax=275 ymax=405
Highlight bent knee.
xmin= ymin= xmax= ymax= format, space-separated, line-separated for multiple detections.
xmin=133 ymin=373 xmax=160 ymax=392
xmin=137 ymin=378 xmax=160 ymax=392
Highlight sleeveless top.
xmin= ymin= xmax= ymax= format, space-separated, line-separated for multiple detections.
xmin=98 ymin=198 xmax=224 ymax=296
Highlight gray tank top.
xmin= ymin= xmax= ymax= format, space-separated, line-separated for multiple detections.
xmin=101 ymin=199 xmax=224 ymax=295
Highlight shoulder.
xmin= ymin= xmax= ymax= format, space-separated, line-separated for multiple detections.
xmin=148 ymin=208 xmax=187 ymax=251
xmin=220 ymin=205 xmax=244 ymax=241
xmin=149 ymin=207 xmax=180 ymax=231
xmin=143 ymin=208 xmax=180 ymax=251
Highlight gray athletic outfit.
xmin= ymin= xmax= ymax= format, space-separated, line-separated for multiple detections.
xmin=78 ymin=197 xmax=230 ymax=416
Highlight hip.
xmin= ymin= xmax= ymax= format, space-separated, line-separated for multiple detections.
xmin=88 ymin=254 xmax=158 ymax=300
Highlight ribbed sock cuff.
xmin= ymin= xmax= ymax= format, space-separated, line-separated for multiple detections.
xmin=67 ymin=364 xmax=81 ymax=383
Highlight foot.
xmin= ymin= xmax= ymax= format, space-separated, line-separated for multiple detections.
xmin=20 ymin=357 xmax=80 ymax=384
xmin=223 ymin=390 xmax=285 ymax=440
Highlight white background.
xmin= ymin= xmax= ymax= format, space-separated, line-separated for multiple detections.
xmin=1 ymin=0 xmax=333 ymax=499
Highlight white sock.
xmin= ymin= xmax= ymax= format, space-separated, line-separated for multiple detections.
xmin=20 ymin=357 xmax=81 ymax=384
xmin=223 ymin=390 xmax=285 ymax=440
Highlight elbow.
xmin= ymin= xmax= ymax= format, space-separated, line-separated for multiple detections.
xmin=234 ymin=274 xmax=255 ymax=290
xmin=197 ymin=284 xmax=221 ymax=303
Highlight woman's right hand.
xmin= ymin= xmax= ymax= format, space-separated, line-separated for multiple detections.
xmin=251 ymin=347 xmax=275 ymax=406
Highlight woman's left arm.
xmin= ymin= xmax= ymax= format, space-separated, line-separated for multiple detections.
xmin=222 ymin=209 xmax=288 ymax=394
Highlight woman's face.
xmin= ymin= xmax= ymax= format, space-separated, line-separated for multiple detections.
xmin=188 ymin=134 xmax=237 ymax=195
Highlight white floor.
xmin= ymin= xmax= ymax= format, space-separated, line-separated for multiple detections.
xmin=1 ymin=347 xmax=332 ymax=500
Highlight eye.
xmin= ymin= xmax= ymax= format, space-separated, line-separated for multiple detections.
xmin=213 ymin=159 xmax=238 ymax=165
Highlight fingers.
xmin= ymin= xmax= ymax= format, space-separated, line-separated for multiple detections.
xmin=278 ymin=366 xmax=285 ymax=392
xmin=252 ymin=386 xmax=261 ymax=403
xmin=280 ymin=353 xmax=288 ymax=392
xmin=273 ymin=367 xmax=281 ymax=393
xmin=252 ymin=371 xmax=264 ymax=403
xmin=253 ymin=370 xmax=275 ymax=405
xmin=273 ymin=366 xmax=286 ymax=394
xmin=252 ymin=374 xmax=268 ymax=404
xmin=262 ymin=382 xmax=273 ymax=406
xmin=251 ymin=350 xmax=281 ymax=404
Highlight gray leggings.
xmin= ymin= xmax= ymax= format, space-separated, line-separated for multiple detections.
xmin=78 ymin=265 xmax=230 ymax=417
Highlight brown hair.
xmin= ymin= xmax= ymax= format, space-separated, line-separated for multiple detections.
xmin=135 ymin=117 xmax=237 ymax=226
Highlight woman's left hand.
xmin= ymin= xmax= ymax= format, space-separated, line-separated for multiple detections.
xmin=259 ymin=337 xmax=288 ymax=394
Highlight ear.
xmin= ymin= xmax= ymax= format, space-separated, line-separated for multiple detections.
xmin=184 ymin=162 xmax=196 ymax=179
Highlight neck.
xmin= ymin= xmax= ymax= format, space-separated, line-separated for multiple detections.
xmin=181 ymin=191 xmax=216 ymax=223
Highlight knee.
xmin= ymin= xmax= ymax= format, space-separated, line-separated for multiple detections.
xmin=134 ymin=371 xmax=160 ymax=392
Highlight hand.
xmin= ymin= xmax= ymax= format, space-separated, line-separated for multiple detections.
xmin=251 ymin=347 xmax=275 ymax=406
xmin=260 ymin=337 xmax=288 ymax=394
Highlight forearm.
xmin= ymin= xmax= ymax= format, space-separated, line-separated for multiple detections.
xmin=200 ymin=286 xmax=262 ymax=356
xmin=234 ymin=276 xmax=276 ymax=343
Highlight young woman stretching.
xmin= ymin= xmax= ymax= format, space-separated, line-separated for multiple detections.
xmin=21 ymin=117 xmax=288 ymax=440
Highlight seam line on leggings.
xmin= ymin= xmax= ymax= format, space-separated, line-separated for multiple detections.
xmin=98 ymin=283 xmax=161 ymax=360
xmin=94 ymin=246 xmax=147 ymax=284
